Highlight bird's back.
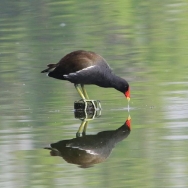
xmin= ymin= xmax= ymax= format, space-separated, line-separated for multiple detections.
xmin=48 ymin=50 xmax=111 ymax=80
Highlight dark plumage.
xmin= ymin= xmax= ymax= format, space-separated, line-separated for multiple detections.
xmin=41 ymin=50 xmax=130 ymax=100
xmin=44 ymin=117 xmax=131 ymax=168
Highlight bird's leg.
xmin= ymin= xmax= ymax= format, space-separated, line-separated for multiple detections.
xmin=74 ymin=84 xmax=101 ymax=111
xmin=74 ymin=84 xmax=89 ymax=111
xmin=80 ymin=84 xmax=99 ymax=110
xmin=81 ymin=84 xmax=89 ymax=99
xmin=74 ymin=84 xmax=86 ymax=100
xmin=76 ymin=120 xmax=87 ymax=137
xmin=82 ymin=121 xmax=88 ymax=136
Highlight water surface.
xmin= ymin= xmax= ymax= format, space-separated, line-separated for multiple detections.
xmin=0 ymin=1 xmax=188 ymax=188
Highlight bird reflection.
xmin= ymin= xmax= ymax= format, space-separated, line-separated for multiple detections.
xmin=44 ymin=115 xmax=131 ymax=168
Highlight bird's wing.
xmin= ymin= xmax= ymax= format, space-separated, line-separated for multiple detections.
xmin=63 ymin=65 xmax=101 ymax=84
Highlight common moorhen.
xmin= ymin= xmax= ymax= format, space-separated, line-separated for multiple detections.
xmin=44 ymin=116 xmax=131 ymax=168
xmin=41 ymin=50 xmax=130 ymax=103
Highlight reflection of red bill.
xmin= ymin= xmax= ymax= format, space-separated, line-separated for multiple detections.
xmin=125 ymin=115 xmax=131 ymax=129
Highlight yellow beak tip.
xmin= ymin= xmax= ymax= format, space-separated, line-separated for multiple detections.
xmin=128 ymin=115 xmax=131 ymax=120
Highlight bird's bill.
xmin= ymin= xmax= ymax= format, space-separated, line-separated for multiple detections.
xmin=125 ymin=115 xmax=131 ymax=129
xmin=126 ymin=97 xmax=130 ymax=102
xmin=125 ymin=86 xmax=130 ymax=101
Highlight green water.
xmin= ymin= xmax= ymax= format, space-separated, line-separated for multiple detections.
xmin=0 ymin=1 xmax=188 ymax=187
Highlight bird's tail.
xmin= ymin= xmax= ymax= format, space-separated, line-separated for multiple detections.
xmin=44 ymin=146 xmax=60 ymax=156
xmin=41 ymin=64 xmax=57 ymax=73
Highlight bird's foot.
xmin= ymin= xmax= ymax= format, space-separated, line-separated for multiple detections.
xmin=74 ymin=99 xmax=101 ymax=120
xmin=81 ymin=99 xmax=101 ymax=111
xmin=74 ymin=99 xmax=101 ymax=111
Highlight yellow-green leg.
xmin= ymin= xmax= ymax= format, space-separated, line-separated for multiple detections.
xmin=82 ymin=121 xmax=88 ymax=136
xmin=74 ymin=84 xmax=85 ymax=99
xmin=81 ymin=84 xmax=99 ymax=110
xmin=74 ymin=84 xmax=101 ymax=111
xmin=81 ymin=84 xmax=89 ymax=99
xmin=76 ymin=120 xmax=87 ymax=137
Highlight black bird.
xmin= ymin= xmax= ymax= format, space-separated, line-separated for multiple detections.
xmin=44 ymin=116 xmax=131 ymax=168
xmin=41 ymin=50 xmax=130 ymax=101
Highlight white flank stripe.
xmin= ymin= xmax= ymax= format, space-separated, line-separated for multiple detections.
xmin=76 ymin=65 xmax=96 ymax=74
xmin=86 ymin=149 xmax=99 ymax=155
xmin=63 ymin=65 xmax=96 ymax=77
xmin=66 ymin=145 xmax=98 ymax=155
